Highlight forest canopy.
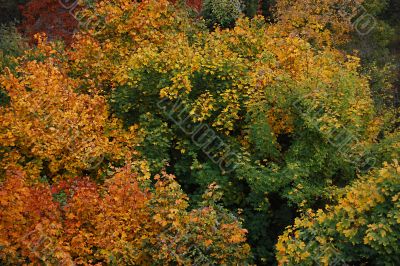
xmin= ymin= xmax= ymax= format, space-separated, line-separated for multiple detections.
xmin=0 ymin=0 xmax=399 ymax=265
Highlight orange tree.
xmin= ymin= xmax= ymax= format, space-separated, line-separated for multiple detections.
xmin=0 ymin=166 xmax=250 ymax=265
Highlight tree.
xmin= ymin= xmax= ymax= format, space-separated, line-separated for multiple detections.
xmin=0 ymin=34 xmax=139 ymax=180
xmin=0 ymin=166 xmax=250 ymax=265
xmin=276 ymin=160 xmax=400 ymax=265
xmin=1 ymin=0 xmax=399 ymax=264
xmin=273 ymin=0 xmax=364 ymax=46
xmin=202 ymin=0 xmax=244 ymax=28
xmin=19 ymin=0 xmax=78 ymax=44
xmin=0 ymin=169 xmax=67 ymax=265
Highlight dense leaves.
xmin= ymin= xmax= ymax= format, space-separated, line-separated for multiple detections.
xmin=0 ymin=35 xmax=139 ymax=180
xmin=19 ymin=0 xmax=78 ymax=44
xmin=0 ymin=0 xmax=399 ymax=264
xmin=66 ymin=0 xmax=387 ymax=261
xmin=202 ymin=0 xmax=243 ymax=28
xmin=277 ymin=160 xmax=400 ymax=265
xmin=274 ymin=0 xmax=364 ymax=46
xmin=0 ymin=167 xmax=250 ymax=265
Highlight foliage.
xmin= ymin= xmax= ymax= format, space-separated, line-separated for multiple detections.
xmin=67 ymin=0 xmax=385 ymax=262
xmin=0 ymin=23 xmax=27 ymax=106
xmin=19 ymin=0 xmax=78 ymax=44
xmin=0 ymin=167 xmax=250 ymax=265
xmin=0 ymin=35 xmax=140 ymax=180
xmin=276 ymin=160 xmax=400 ymax=265
xmin=202 ymin=0 xmax=244 ymax=28
xmin=0 ymin=169 xmax=65 ymax=265
xmin=273 ymin=0 xmax=364 ymax=47
xmin=0 ymin=23 xmax=27 ymax=72
xmin=0 ymin=0 xmax=399 ymax=264
xmin=343 ymin=0 xmax=400 ymax=120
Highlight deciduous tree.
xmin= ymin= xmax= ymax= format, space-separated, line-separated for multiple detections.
xmin=276 ymin=160 xmax=400 ymax=265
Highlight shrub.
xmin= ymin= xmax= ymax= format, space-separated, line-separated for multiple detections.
xmin=202 ymin=0 xmax=243 ymax=28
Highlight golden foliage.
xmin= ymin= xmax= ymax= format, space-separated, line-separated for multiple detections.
xmin=0 ymin=38 xmax=139 ymax=179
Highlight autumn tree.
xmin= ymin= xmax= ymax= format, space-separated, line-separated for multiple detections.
xmin=19 ymin=0 xmax=78 ymax=44
xmin=0 ymin=166 xmax=250 ymax=265
xmin=0 ymin=34 xmax=139 ymax=180
xmin=0 ymin=30 xmax=250 ymax=263
xmin=1 ymin=0 xmax=399 ymax=264
xmin=0 ymin=169 xmax=68 ymax=265
xmin=276 ymin=160 xmax=400 ymax=265
xmin=273 ymin=0 xmax=364 ymax=46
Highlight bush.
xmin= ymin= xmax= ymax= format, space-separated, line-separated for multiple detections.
xmin=202 ymin=0 xmax=243 ymax=28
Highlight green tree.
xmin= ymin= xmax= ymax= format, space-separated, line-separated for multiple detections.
xmin=202 ymin=0 xmax=244 ymax=28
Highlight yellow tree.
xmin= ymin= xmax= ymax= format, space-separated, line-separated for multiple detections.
xmin=0 ymin=35 xmax=140 ymax=180
xmin=273 ymin=0 xmax=364 ymax=46
xmin=276 ymin=160 xmax=400 ymax=265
